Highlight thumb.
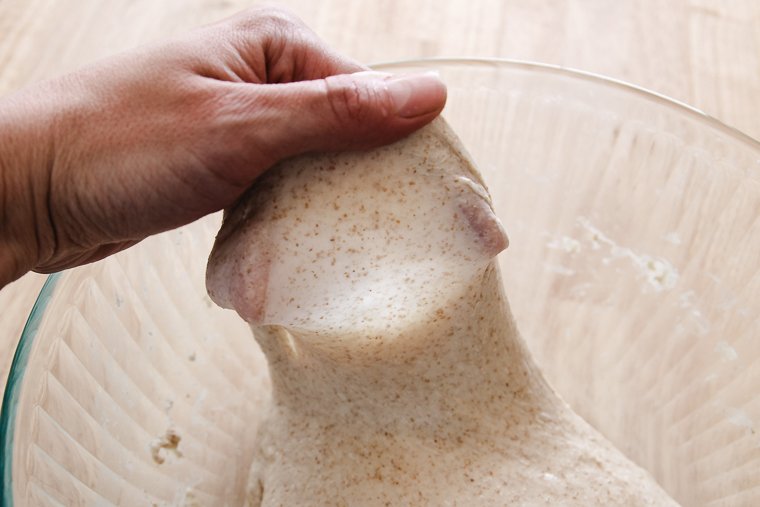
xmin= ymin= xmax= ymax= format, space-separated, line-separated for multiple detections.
xmin=251 ymin=71 xmax=447 ymax=159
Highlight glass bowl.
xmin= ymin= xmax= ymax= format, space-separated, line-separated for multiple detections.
xmin=3 ymin=58 xmax=760 ymax=506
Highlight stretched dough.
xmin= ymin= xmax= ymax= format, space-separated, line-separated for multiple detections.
xmin=207 ymin=118 xmax=677 ymax=506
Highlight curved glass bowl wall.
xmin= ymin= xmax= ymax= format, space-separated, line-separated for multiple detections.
xmin=2 ymin=59 xmax=759 ymax=506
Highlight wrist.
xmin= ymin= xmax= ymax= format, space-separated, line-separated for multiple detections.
xmin=0 ymin=85 xmax=59 ymax=287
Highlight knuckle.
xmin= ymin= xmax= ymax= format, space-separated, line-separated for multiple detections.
xmin=326 ymin=77 xmax=388 ymax=127
xmin=245 ymin=5 xmax=304 ymax=32
xmin=178 ymin=82 xmax=239 ymax=150
xmin=185 ymin=79 xmax=227 ymax=121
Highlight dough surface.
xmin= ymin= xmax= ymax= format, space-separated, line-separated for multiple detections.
xmin=206 ymin=118 xmax=678 ymax=506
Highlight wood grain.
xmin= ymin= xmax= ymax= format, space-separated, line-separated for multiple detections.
xmin=1 ymin=0 xmax=759 ymax=138
xmin=0 ymin=0 xmax=758 ymax=500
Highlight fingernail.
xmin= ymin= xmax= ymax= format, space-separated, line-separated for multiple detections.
xmin=386 ymin=71 xmax=446 ymax=118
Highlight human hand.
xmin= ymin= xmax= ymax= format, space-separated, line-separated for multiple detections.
xmin=0 ymin=7 xmax=446 ymax=287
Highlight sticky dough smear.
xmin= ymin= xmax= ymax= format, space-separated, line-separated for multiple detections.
xmin=206 ymin=118 xmax=678 ymax=506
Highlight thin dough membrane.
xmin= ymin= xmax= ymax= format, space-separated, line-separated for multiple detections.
xmin=207 ymin=118 xmax=678 ymax=506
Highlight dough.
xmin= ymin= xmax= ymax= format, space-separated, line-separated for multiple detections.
xmin=206 ymin=118 xmax=678 ymax=506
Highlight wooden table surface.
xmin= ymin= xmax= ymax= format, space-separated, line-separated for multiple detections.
xmin=1 ymin=0 xmax=758 ymax=498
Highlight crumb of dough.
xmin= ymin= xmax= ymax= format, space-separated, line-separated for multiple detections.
xmin=150 ymin=427 xmax=182 ymax=465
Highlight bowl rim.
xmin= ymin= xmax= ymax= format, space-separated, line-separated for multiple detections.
xmin=373 ymin=57 xmax=760 ymax=150
xmin=1 ymin=273 xmax=60 ymax=507
xmin=3 ymin=56 xmax=759 ymax=505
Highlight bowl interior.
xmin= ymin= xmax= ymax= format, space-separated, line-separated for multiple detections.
xmin=3 ymin=59 xmax=760 ymax=506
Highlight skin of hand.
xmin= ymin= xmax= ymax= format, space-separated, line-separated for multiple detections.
xmin=0 ymin=7 xmax=446 ymax=288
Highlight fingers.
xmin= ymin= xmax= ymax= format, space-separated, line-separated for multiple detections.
xmin=189 ymin=7 xmax=446 ymax=188
xmin=223 ymin=6 xmax=367 ymax=82
xmin=235 ymin=70 xmax=447 ymax=163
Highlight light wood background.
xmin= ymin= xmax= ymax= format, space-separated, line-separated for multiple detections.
xmin=1 ymin=0 xmax=758 ymax=493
